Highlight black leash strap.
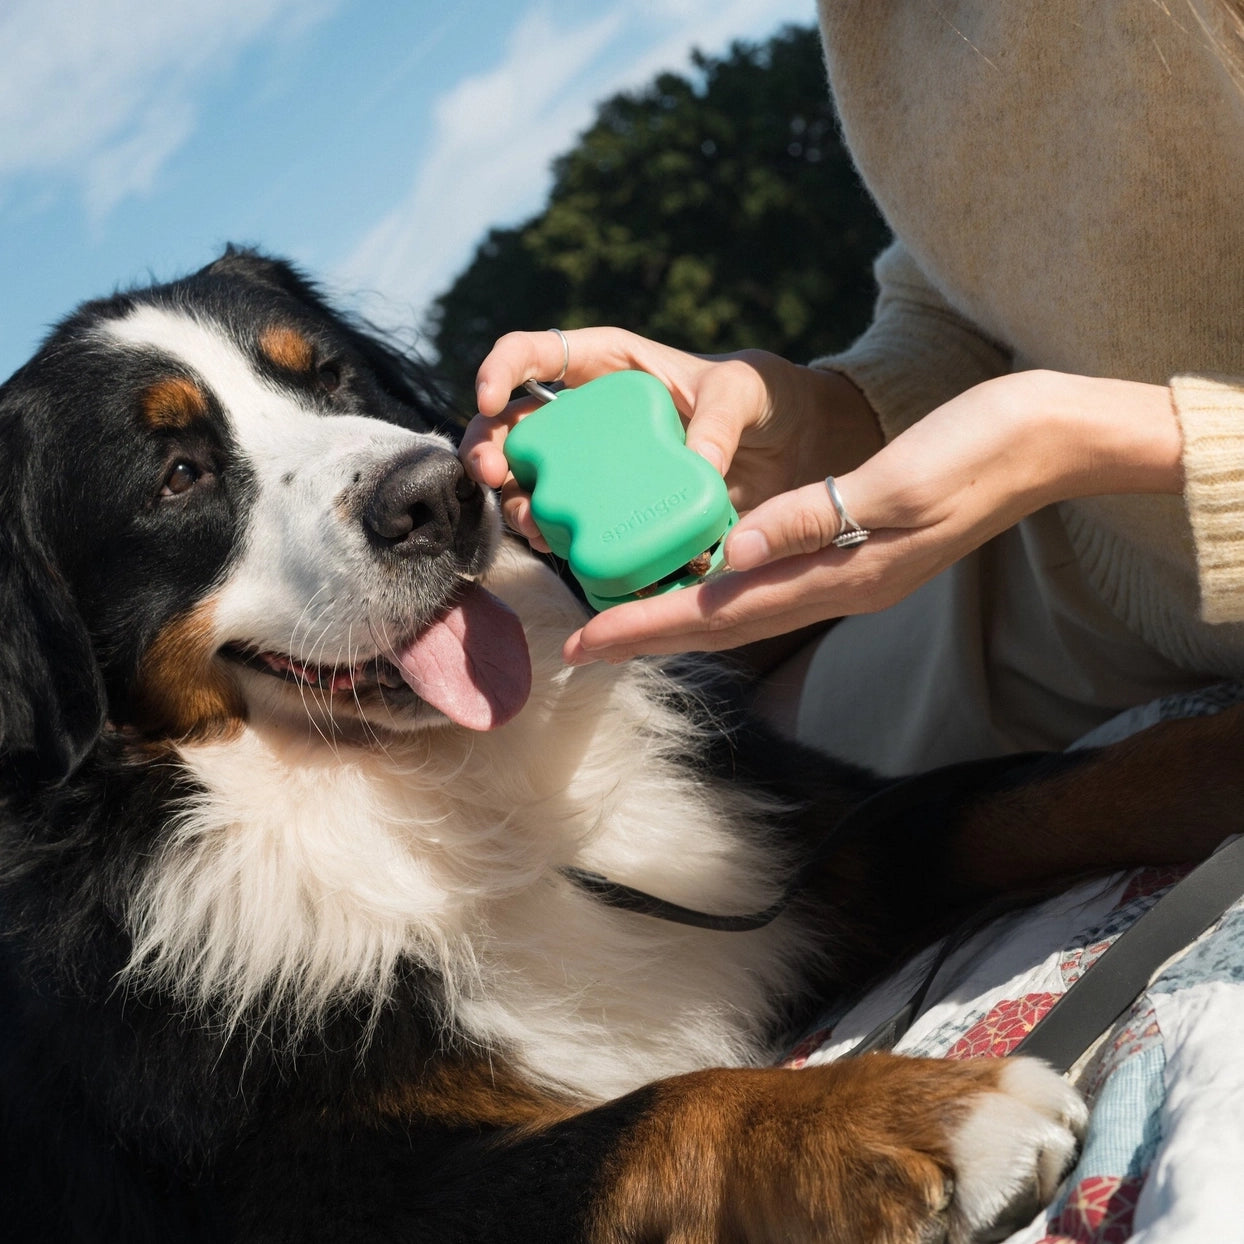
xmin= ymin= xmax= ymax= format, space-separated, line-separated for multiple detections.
xmin=1011 ymin=833 xmax=1244 ymax=1073
xmin=558 ymin=867 xmax=788 ymax=932
xmin=561 ymin=751 xmax=1047 ymax=933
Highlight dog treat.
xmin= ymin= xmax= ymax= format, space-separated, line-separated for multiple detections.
xmin=686 ymin=550 xmax=713 ymax=577
xmin=503 ymin=371 xmax=737 ymax=610
xmin=631 ymin=546 xmax=718 ymax=598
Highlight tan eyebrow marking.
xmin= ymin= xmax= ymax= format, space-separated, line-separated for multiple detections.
xmin=258 ymin=325 xmax=315 ymax=373
xmin=140 ymin=377 xmax=209 ymax=431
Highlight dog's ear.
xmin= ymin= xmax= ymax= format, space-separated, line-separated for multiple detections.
xmin=0 ymin=451 xmax=107 ymax=785
xmin=204 ymin=245 xmax=323 ymax=304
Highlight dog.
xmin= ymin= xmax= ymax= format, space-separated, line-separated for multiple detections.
xmin=2 ymin=248 xmax=1240 ymax=1243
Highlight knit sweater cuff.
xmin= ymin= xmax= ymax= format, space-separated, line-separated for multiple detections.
xmin=1171 ymin=374 xmax=1244 ymax=624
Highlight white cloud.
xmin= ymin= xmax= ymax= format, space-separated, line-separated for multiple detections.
xmin=84 ymin=99 xmax=196 ymax=221
xmin=337 ymin=4 xmax=623 ymax=331
xmin=335 ymin=0 xmax=814 ymax=336
xmin=0 ymin=0 xmax=337 ymax=219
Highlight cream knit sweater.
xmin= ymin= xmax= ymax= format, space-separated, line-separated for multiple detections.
xmin=815 ymin=0 xmax=1244 ymax=667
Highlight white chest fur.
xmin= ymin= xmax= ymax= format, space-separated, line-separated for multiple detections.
xmin=126 ymin=554 xmax=808 ymax=1102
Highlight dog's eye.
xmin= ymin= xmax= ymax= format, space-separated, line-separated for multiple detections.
xmin=317 ymin=362 xmax=341 ymax=392
xmin=162 ymin=461 xmax=202 ymax=497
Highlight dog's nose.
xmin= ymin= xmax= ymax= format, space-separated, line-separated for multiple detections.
xmin=363 ymin=451 xmax=481 ymax=557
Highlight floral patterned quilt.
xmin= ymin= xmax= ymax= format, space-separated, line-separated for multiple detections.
xmin=781 ymin=682 xmax=1244 ymax=1244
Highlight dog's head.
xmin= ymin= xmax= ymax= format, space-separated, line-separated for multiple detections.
xmin=0 ymin=248 xmax=533 ymax=784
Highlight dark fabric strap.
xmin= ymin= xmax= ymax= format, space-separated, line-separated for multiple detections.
xmin=559 ymin=867 xmax=788 ymax=932
xmin=562 ymin=751 xmax=1048 ymax=933
xmin=1011 ymin=833 xmax=1244 ymax=1073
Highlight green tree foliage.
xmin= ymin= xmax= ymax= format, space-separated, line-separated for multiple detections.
xmin=427 ymin=24 xmax=889 ymax=414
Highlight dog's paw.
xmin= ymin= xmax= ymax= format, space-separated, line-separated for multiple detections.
xmin=944 ymin=1057 xmax=1086 ymax=1243
xmin=589 ymin=1058 xmax=1085 ymax=1244
xmin=792 ymin=1054 xmax=1085 ymax=1244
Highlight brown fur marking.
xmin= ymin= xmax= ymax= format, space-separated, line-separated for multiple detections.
xmin=259 ymin=325 xmax=315 ymax=373
xmin=365 ymin=1053 xmax=576 ymax=1132
xmin=953 ymin=702 xmax=1244 ymax=897
xmin=132 ymin=599 xmax=246 ymax=740
xmin=589 ymin=1056 xmax=1004 ymax=1244
xmin=140 ymin=377 xmax=208 ymax=431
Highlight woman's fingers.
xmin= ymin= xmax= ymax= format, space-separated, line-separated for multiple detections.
xmin=475 ymin=330 xmax=574 ymax=416
xmin=465 ymin=329 xmax=851 ymax=582
xmin=475 ymin=327 xmax=659 ymax=415
xmin=679 ymin=356 xmax=772 ymax=476
xmin=561 ymin=546 xmax=887 ymax=662
xmin=498 ymin=477 xmax=550 ymax=550
xmin=467 ymin=327 xmax=683 ymax=485
xmin=460 ymin=393 xmax=540 ymax=488
xmin=723 ymin=477 xmax=857 ymax=571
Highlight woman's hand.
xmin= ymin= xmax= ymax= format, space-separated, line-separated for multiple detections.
xmin=561 ymin=371 xmax=1181 ymax=662
xmin=461 ymin=327 xmax=882 ymax=552
xmin=465 ymin=335 xmax=1182 ymax=664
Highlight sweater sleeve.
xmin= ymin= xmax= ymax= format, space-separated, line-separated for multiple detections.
xmin=1170 ymin=373 xmax=1244 ymax=624
xmin=810 ymin=240 xmax=1012 ymax=443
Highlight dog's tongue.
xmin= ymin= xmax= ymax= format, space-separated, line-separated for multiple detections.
xmin=394 ymin=583 xmax=531 ymax=730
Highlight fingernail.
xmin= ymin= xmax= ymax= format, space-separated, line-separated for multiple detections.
xmin=694 ymin=444 xmax=726 ymax=474
xmin=726 ymin=529 xmax=770 ymax=571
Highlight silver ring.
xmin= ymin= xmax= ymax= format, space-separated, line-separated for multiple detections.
xmin=825 ymin=476 xmax=871 ymax=549
xmin=548 ymin=328 xmax=569 ymax=382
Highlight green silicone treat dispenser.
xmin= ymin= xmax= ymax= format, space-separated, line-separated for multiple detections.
xmin=502 ymin=371 xmax=738 ymax=611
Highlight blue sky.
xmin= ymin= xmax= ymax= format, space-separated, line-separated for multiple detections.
xmin=0 ymin=0 xmax=815 ymax=381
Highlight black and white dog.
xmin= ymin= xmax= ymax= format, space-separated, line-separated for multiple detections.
xmin=2 ymin=249 xmax=1238 ymax=1243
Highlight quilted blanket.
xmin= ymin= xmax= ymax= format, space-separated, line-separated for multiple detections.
xmin=782 ymin=682 xmax=1244 ymax=1244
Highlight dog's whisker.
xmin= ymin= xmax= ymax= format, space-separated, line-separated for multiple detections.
xmin=321 ymin=635 xmax=347 ymax=743
xmin=347 ymin=624 xmax=393 ymax=756
xmin=367 ymin=614 xmax=423 ymax=736
xmin=309 ymin=623 xmax=346 ymax=755
xmin=288 ymin=596 xmax=342 ymax=752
